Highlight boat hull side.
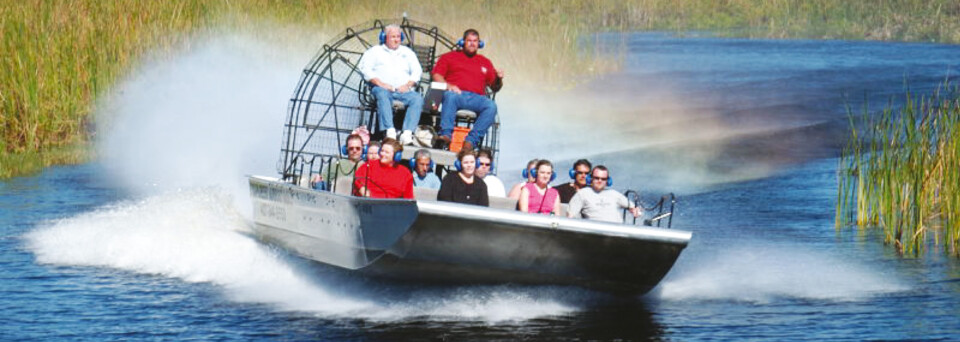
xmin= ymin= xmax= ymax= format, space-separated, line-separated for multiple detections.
xmin=249 ymin=176 xmax=419 ymax=269
xmin=362 ymin=201 xmax=691 ymax=294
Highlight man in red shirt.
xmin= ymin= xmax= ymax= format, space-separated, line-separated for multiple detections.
xmin=353 ymin=138 xmax=414 ymax=199
xmin=432 ymin=29 xmax=504 ymax=150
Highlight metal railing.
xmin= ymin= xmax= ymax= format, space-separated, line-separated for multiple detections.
xmin=624 ymin=190 xmax=676 ymax=228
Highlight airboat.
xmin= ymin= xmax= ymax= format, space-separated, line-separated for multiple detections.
xmin=248 ymin=18 xmax=691 ymax=294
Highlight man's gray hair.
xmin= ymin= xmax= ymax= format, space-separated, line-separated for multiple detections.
xmin=384 ymin=24 xmax=402 ymax=35
xmin=414 ymin=148 xmax=431 ymax=160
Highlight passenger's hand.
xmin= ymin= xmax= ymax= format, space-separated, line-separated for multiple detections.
xmin=397 ymin=84 xmax=411 ymax=93
xmin=629 ymin=207 xmax=641 ymax=217
xmin=497 ymin=69 xmax=505 ymax=79
xmin=448 ymin=84 xmax=461 ymax=94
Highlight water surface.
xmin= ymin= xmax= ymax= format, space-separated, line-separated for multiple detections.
xmin=3 ymin=33 xmax=960 ymax=340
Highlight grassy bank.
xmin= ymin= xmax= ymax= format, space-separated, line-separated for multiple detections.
xmin=836 ymin=85 xmax=960 ymax=256
xmin=4 ymin=0 xmax=960 ymax=178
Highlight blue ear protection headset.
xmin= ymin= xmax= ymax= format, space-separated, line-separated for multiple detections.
xmin=379 ymin=29 xmax=406 ymax=44
xmin=522 ymin=167 xmax=555 ymax=181
xmin=569 ymin=168 xmax=577 ymax=179
xmin=409 ymin=158 xmax=435 ymax=171
xmin=586 ymin=174 xmax=614 ymax=187
xmin=366 ymin=149 xmax=402 ymax=162
xmin=526 ymin=166 xmax=556 ymax=182
xmin=342 ymin=144 xmax=368 ymax=156
xmin=522 ymin=167 xmax=534 ymax=179
xmin=456 ymin=38 xmax=485 ymax=49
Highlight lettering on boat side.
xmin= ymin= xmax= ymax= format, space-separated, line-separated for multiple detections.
xmin=250 ymin=183 xmax=269 ymax=199
xmin=258 ymin=203 xmax=287 ymax=223
xmin=319 ymin=195 xmax=337 ymax=209
xmin=290 ymin=189 xmax=318 ymax=206
xmin=266 ymin=186 xmax=289 ymax=203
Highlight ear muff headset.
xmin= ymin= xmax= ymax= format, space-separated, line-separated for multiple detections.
xmin=530 ymin=166 xmax=556 ymax=182
xmin=454 ymin=160 xmax=462 ymax=172
xmin=362 ymin=147 xmax=377 ymax=161
xmin=367 ymin=150 xmax=401 ymax=163
xmin=586 ymin=174 xmax=614 ymax=187
xmin=379 ymin=29 xmax=406 ymax=44
xmin=569 ymin=164 xmax=591 ymax=179
xmin=476 ymin=156 xmax=494 ymax=172
xmin=409 ymin=158 xmax=435 ymax=171
xmin=522 ymin=167 xmax=535 ymax=179
xmin=342 ymin=144 xmax=368 ymax=156
xmin=456 ymin=38 xmax=485 ymax=49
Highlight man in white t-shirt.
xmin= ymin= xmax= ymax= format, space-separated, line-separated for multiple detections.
xmin=476 ymin=149 xmax=505 ymax=197
xmin=358 ymin=24 xmax=423 ymax=145
xmin=568 ymin=165 xmax=640 ymax=223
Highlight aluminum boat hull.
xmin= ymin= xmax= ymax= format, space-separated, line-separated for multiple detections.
xmin=249 ymin=176 xmax=691 ymax=294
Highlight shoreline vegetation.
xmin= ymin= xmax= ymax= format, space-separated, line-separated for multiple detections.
xmin=4 ymin=0 xmax=960 ymax=178
xmin=836 ymin=84 xmax=959 ymax=257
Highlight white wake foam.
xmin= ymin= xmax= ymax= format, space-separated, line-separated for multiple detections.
xmin=25 ymin=189 xmax=372 ymax=314
xmin=24 ymin=188 xmax=576 ymax=321
xmin=657 ymin=245 xmax=908 ymax=303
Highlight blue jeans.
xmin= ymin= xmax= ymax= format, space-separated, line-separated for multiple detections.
xmin=439 ymin=90 xmax=497 ymax=146
xmin=371 ymin=86 xmax=424 ymax=132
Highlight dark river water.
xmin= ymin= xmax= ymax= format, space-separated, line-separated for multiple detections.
xmin=3 ymin=33 xmax=960 ymax=340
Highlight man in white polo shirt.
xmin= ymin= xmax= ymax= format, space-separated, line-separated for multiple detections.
xmin=358 ymin=24 xmax=423 ymax=145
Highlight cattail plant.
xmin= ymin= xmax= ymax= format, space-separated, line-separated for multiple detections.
xmin=837 ymin=83 xmax=959 ymax=256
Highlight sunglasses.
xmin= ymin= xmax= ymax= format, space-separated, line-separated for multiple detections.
xmin=592 ymin=176 xmax=609 ymax=181
xmin=575 ymin=171 xmax=589 ymax=175
xmin=478 ymin=162 xmax=491 ymax=166
xmin=347 ymin=146 xmax=363 ymax=151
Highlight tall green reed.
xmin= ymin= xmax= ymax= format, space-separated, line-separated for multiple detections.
xmin=4 ymin=0 xmax=960 ymax=178
xmin=837 ymin=84 xmax=960 ymax=256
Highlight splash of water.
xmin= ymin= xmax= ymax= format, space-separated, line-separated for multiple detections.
xmin=657 ymin=245 xmax=908 ymax=303
xmin=24 ymin=188 xmax=578 ymax=321
xmin=24 ymin=189 xmax=371 ymax=313
xmin=50 ymin=27 xmax=866 ymax=322
xmin=41 ymin=31 xmax=582 ymax=322
xmin=95 ymin=32 xmax=303 ymax=207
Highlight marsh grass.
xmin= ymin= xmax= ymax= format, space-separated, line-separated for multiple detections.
xmin=4 ymin=0 xmax=960 ymax=178
xmin=836 ymin=84 xmax=960 ymax=256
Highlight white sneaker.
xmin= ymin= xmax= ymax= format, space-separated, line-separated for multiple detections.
xmin=399 ymin=130 xmax=413 ymax=145
xmin=386 ymin=128 xmax=397 ymax=140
